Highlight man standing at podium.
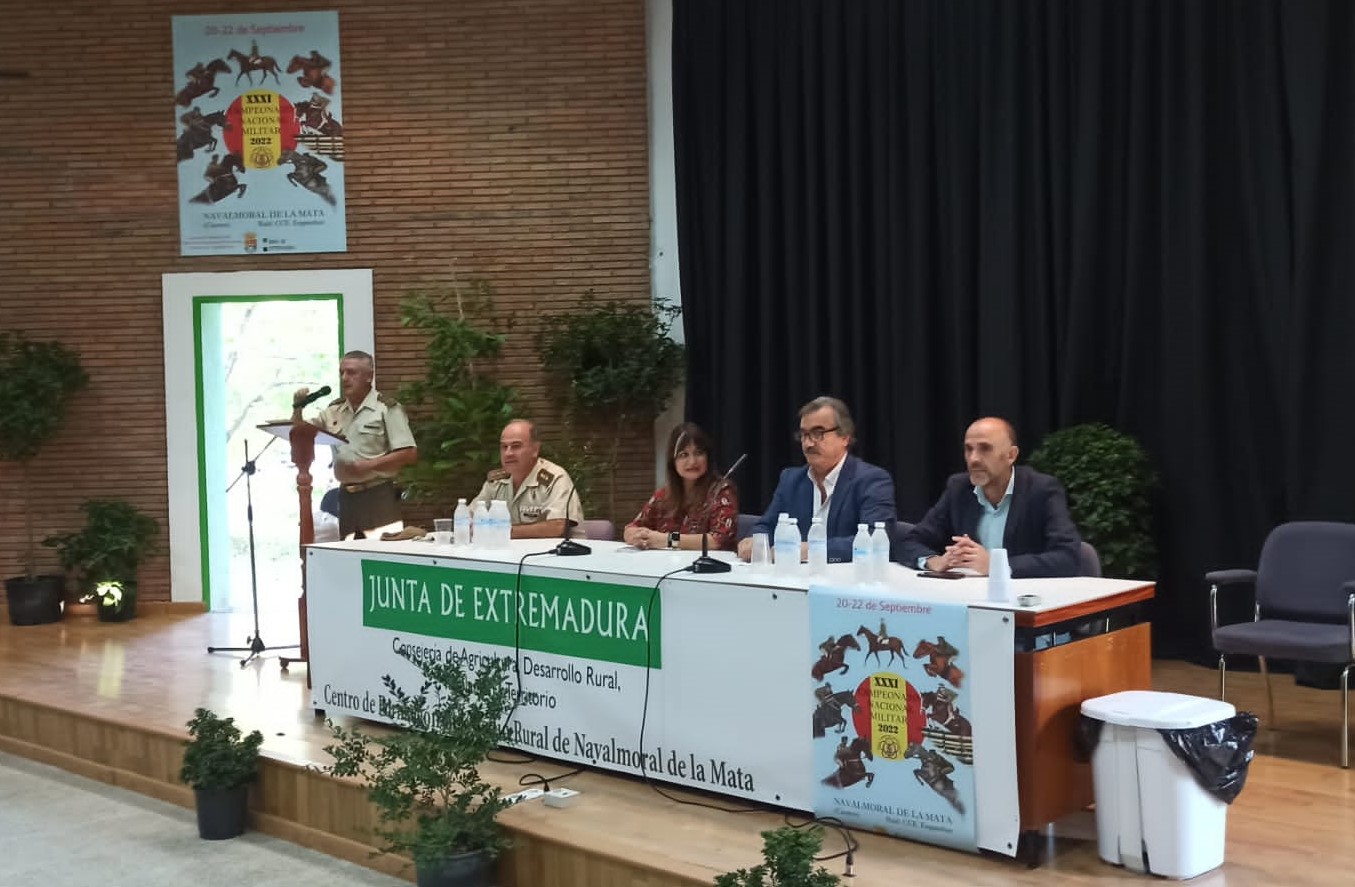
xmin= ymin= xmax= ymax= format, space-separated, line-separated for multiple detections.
xmin=293 ymin=350 xmax=418 ymax=539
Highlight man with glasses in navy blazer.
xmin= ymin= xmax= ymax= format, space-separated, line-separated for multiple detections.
xmin=900 ymin=417 xmax=1082 ymax=578
xmin=737 ymin=396 xmax=897 ymax=564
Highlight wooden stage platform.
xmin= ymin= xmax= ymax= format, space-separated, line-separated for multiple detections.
xmin=0 ymin=610 xmax=1352 ymax=886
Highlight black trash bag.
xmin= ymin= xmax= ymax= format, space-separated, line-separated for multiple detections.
xmin=1158 ymin=713 xmax=1259 ymax=805
xmin=1075 ymin=714 xmax=1105 ymax=763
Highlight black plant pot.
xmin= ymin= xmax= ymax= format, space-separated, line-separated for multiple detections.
xmin=194 ymin=786 xmax=249 ymax=840
xmin=96 ymin=580 xmax=137 ymax=622
xmin=416 ymin=850 xmax=492 ymax=887
xmin=5 ymin=574 xmax=65 ymax=625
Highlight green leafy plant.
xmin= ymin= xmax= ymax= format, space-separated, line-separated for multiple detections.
xmin=715 ymin=826 xmax=841 ymax=887
xmin=43 ymin=499 xmax=161 ymax=595
xmin=0 ymin=332 xmax=89 ymax=577
xmin=1028 ymin=422 xmax=1158 ymax=579
xmin=536 ymin=294 xmax=685 ymax=520
xmin=397 ymin=277 xmax=517 ymax=504
xmin=180 ymin=708 xmax=265 ymax=791
xmin=542 ymin=423 xmax=603 ymax=511
xmin=324 ymin=650 xmax=515 ymax=870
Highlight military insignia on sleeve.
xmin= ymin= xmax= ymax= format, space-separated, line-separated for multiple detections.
xmin=536 ymin=468 xmax=555 ymax=485
xmin=487 ymin=468 xmax=510 ymax=481
xmin=377 ymin=393 xmax=400 ymax=407
xmin=327 ymin=397 xmax=344 ymax=406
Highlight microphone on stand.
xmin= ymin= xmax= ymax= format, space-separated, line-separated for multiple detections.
xmin=688 ymin=452 xmax=747 ymax=574
xmin=552 ymin=484 xmax=591 ymax=557
xmin=294 ymin=385 xmax=332 ymax=408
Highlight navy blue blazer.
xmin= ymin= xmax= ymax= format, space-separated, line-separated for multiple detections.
xmin=752 ymin=455 xmax=897 ymax=563
xmin=900 ymin=466 xmax=1082 ymax=578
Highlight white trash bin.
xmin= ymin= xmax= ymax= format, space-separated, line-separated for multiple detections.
xmin=1080 ymin=691 xmax=1235 ymax=879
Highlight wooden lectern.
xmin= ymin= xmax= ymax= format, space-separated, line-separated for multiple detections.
xmin=256 ymin=420 xmax=345 ymax=681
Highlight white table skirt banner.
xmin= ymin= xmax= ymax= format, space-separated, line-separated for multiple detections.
xmin=809 ymin=584 xmax=978 ymax=853
xmin=307 ymin=548 xmax=810 ymax=805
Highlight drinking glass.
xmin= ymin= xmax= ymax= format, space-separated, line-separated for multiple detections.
xmin=750 ymin=533 xmax=770 ymax=568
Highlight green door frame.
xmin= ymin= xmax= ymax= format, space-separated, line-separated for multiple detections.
xmin=192 ymin=293 xmax=345 ymax=608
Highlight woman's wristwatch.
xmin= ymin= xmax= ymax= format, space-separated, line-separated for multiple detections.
xmin=667 ymin=531 xmax=680 ymax=550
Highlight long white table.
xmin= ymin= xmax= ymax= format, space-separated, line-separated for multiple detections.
xmin=305 ymin=538 xmax=1154 ymax=858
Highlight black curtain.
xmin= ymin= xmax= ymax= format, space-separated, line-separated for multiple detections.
xmin=673 ymin=0 xmax=1355 ymax=657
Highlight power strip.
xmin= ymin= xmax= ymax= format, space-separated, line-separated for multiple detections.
xmin=503 ymin=788 xmax=546 ymax=806
xmin=543 ymin=788 xmax=580 ymax=809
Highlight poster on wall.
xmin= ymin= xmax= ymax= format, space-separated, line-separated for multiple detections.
xmin=808 ymin=586 xmax=979 ymax=853
xmin=172 ymin=11 xmax=346 ymax=256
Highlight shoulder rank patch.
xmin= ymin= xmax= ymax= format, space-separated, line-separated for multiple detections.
xmin=377 ymin=392 xmax=400 ymax=407
xmin=327 ymin=397 xmax=344 ymax=406
xmin=487 ymin=468 xmax=510 ymax=482
xmin=536 ymin=468 xmax=556 ymax=485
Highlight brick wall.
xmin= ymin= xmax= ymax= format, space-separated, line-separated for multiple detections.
xmin=0 ymin=0 xmax=655 ymax=601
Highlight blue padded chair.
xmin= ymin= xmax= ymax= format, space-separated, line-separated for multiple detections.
xmin=580 ymin=519 xmax=615 ymax=541
xmin=1079 ymin=541 xmax=1103 ymax=578
xmin=1209 ymin=521 xmax=1355 ymax=767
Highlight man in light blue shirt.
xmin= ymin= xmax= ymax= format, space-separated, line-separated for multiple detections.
xmin=900 ymin=417 xmax=1082 ymax=578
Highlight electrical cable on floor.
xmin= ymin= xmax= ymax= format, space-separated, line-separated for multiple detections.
xmin=486 ymin=547 xmax=554 ymax=766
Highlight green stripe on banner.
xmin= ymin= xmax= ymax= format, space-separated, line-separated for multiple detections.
xmin=360 ymin=560 xmax=661 ymax=668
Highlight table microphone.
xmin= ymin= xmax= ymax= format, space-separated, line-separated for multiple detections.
xmin=552 ymin=484 xmax=591 ymax=557
xmin=688 ymin=452 xmax=747 ymax=574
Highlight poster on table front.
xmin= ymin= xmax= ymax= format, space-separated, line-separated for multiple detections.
xmin=172 ymin=12 xmax=346 ymax=256
xmin=808 ymin=586 xmax=978 ymax=853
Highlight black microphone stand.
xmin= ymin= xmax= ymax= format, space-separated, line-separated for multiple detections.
xmin=208 ymin=438 xmax=300 ymax=667
xmin=688 ymin=453 xmax=747 ymax=574
xmin=553 ymin=484 xmax=591 ymax=556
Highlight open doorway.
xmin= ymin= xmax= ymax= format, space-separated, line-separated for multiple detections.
xmin=195 ymin=296 xmax=342 ymax=620
xmin=163 ymin=270 xmax=374 ymax=609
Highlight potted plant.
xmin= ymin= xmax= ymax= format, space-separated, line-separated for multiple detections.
xmin=537 ymin=294 xmax=686 ymax=521
xmin=395 ymin=276 xmax=518 ymax=505
xmin=324 ymin=649 xmax=514 ymax=887
xmin=43 ymin=499 xmax=160 ymax=621
xmin=1028 ymin=422 xmax=1158 ymax=579
xmin=179 ymin=707 xmax=265 ymax=840
xmin=0 ymin=332 xmax=89 ymax=625
xmin=715 ymin=826 xmax=842 ymax=887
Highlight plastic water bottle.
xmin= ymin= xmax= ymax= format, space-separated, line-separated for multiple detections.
xmin=474 ymin=500 xmax=490 ymax=546
xmin=773 ymin=513 xmax=799 ymax=575
xmin=872 ymin=521 xmax=891 ymax=583
xmin=771 ymin=514 xmax=787 ymax=572
xmin=806 ymin=517 xmax=828 ymax=575
xmin=453 ymin=498 xmax=472 ymax=546
xmin=771 ymin=513 xmax=789 ymax=565
xmin=490 ymin=499 xmax=512 ymax=548
xmin=852 ymin=523 xmax=872 ymax=585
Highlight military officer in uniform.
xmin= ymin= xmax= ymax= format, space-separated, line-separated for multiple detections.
xmin=470 ymin=419 xmax=583 ymax=539
xmin=293 ymin=350 xmax=418 ymax=539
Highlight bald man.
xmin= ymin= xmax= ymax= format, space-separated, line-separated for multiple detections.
xmin=470 ymin=419 xmax=583 ymax=539
xmin=900 ymin=418 xmax=1082 ymax=578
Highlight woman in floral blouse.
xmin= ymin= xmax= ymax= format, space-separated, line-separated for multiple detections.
xmin=623 ymin=423 xmax=739 ymax=550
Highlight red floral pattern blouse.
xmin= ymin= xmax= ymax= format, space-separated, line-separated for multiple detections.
xmin=626 ymin=484 xmax=739 ymax=550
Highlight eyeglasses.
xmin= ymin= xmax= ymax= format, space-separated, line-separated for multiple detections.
xmin=794 ymin=426 xmax=841 ymax=443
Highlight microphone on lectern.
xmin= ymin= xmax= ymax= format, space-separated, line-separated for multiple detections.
xmin=687 ymin=453 xmax=747 ymax=574
xmin=552 ymin=484 xmax=591 ymax=557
